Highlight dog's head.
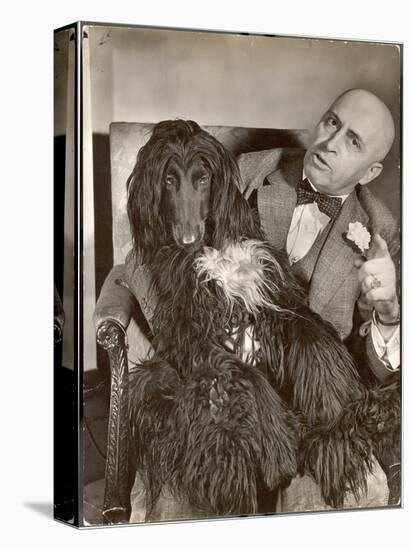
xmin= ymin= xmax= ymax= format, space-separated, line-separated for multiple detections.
xmin=127 ymin=119 xmax=259 ymax=264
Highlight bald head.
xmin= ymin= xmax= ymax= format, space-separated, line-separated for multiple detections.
xmin=331 ymin=89 xmax=395 ymax=161
xmin=304 ymin=88 xmax=396 ymax=195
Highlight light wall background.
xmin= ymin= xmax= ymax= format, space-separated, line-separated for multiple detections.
xmin=88 ymin=25 xmax=400 ymax=132
xmin=67 ymin=24 xmax=401 ymax=371
xmin=89 ymin=24 xmax=400 ymax=224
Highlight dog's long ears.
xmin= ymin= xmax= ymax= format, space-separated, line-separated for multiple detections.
xmin=127 ymin=145 xmax=169 ymax=264
xmin=209 ymin=150 xmax=262 ymax=247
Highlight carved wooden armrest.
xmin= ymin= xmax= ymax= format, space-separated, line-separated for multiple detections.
xmin=54 ymin=320 xmax=63 ymax=345
xmin=54 ymin=285 xmax=65 ymax=346
xmin=94 ymin=264 xmax=139 ymax=524
xmin=96 ymin=319 xmax=130 ymax=524
xmin=94 ymin=264 xmax=136 ymax=332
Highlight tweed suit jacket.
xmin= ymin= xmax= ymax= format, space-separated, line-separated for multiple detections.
xmin=237 ymin=148 xmax=400 ymax=381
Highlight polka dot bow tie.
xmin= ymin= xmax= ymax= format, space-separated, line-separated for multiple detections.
xmin=296 ymin=178 xmax=343 ymax=219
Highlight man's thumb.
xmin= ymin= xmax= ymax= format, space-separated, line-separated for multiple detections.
xmin=370 ymin=233 xmax=389 ymax=259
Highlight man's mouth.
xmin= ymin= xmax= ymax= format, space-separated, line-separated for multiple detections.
xmin=312 ymin=152 xmax=331 ymax=170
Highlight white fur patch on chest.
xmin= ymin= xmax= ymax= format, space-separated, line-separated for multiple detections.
xmin=194 ymin=239 xmax=284 ymax=314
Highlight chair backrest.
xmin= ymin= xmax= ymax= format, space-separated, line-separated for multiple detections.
xmin=109 ymin=122 xmax=309 ymax=264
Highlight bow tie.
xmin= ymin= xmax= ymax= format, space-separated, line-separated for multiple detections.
xmin=296 ymin=179 xmax=342 ymax=219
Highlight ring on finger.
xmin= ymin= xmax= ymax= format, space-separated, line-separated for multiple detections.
xmin=370 ymin=275 xmax=382 ymax=290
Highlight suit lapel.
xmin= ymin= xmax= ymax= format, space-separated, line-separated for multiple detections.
xmin=257 ymin=159 xmax=302 ymax=251
xmin=255 ymin=153 xmax=370 ymax=318
xmin=309 ymin=191 xmax=369 ymax=314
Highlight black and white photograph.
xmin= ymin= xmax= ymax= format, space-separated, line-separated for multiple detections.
xmin=53 ymin=21 xmax=402 ymax=528
xmin=4 ymin=0 xmax=413 ymax=547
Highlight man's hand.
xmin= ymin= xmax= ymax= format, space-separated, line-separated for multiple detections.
xmin=354 ymin=233 xmax=399 ymax=323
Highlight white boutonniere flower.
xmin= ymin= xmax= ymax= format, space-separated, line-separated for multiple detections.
xmin=346 ymin=222 xmax=371 ymax=254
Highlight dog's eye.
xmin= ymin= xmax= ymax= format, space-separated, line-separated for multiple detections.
xmin=199 ymin=175 xmax=210 ymax=185
xmin=165 ymin=175 xmax=175 ymax=187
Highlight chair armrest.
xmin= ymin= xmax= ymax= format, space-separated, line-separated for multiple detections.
xmin=94 ymin=264 xmax=133 ymax=524
xmin=54 ymin=320 xmax=64 ymax=346
xmin=94 ymin=264 xmax=137 ymax=332
xmin=54 ymin=285 xmax=65 ymax=345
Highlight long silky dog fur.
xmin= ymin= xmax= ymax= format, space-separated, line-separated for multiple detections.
xmin=129 ymin=352 xmax=298 ymax=516
xmin=301 ymin=382 xmax=400 ymax=505
xmin=126 ymin=119 xmax=399 ymax=515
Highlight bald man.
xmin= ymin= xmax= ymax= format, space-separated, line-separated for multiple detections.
xmin=238 ymin=89 xmax=400 ymax=509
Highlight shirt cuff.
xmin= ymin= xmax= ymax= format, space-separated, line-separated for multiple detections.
xmin=371 ymin=315 xmax=400 ymax=370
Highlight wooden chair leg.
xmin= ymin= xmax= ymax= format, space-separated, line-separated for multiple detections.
xmin=96 ymin=320 xmax=130 ymax=524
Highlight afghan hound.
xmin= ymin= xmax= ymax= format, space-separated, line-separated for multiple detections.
xmin=124 ymin=119 xmax=399 ymax=519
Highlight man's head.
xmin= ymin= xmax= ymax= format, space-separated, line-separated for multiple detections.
xmin=303 ymin=89 xmax=395 ymax=196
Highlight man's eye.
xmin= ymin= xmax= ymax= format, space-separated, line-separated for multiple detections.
xmin=350 ymin=138 xmax=360 ymax=149
xmin=199 ymin=175 xmax=210 ymax=185
xmin=165 ymin=175 xmax=175 ymax=186
xmin=326 ymin=117 xmax=337 ymax=127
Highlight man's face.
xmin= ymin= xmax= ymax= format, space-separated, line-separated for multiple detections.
xmin=303 ymin=91 xmax=387 ymax=196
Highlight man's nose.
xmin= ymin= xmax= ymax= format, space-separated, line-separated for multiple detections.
xmin=323 ymin=128 xmax=344 ymax=153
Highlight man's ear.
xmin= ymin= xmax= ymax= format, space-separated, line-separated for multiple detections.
xmin=359 ymin=162 xmax=383 ymax=186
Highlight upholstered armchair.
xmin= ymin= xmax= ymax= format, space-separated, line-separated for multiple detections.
xmin=93 ymin=122 xmax=309 ymax=524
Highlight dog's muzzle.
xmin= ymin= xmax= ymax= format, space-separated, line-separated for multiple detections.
xmin=173 ymin=221 xmax=205 ymax=248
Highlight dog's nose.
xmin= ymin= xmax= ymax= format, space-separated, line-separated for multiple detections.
xmin=181 ymin=223 xmax=203 ymax=246
xmin=182 ymin=233 xmax=197 ymax=245
xmin=173 ymin=222 xmax=205 ymax=248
